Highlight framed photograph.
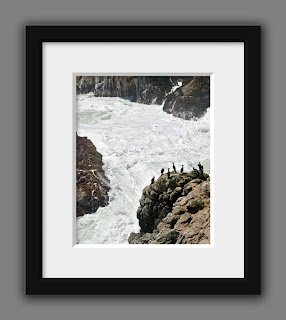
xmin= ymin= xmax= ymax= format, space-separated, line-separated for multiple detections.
xmin=26 ymin=26 xmax=261 ymax=294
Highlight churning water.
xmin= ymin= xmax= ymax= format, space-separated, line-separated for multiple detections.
xmin=76 ymin=93 xmax=210 ymax=244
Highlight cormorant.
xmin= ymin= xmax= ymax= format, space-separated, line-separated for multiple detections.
xmin=167 ymin=168 xmax=171 ymax=179
xmin=198 ymin=162 xmax=204 ymax=174
xmin=173 ymin=162 xmax=177 ymax=172
xmin=151 ymin=176 xmax=155 ymax=184
xmin=161 ymin=168 xmax=164 ymax=175
xmin=180 ymin=165 xmax=184 ymax=173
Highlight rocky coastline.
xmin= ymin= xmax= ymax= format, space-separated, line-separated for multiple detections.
xmin=76 ymin=76 xmax=210 ymax=120
xmin=128 ymin=170 xmax=210 ymax=244
xmin=76 ymin=134 xmax=110 ymax=217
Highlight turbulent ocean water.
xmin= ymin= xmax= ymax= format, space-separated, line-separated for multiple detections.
xmin=76 ymin=93 xmax=210 ymax=244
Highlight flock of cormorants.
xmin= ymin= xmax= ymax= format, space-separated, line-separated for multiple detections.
xmin=151 ymin=162 xmax=204 ymax=184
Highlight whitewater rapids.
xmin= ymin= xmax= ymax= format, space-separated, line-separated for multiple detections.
xmin=76 ymin=93 xmax=210 ymax=244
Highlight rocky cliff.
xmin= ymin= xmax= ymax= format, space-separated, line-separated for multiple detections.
xmin=163 ymin=77 xmax=210 ymax=120
xmin=76 ymin=76 xmax=176 ymax=105
xmin=76 ymin=76 xmax=210 ymax=120
xmin=76 ymin=134 xmax=110 ymax=217
xmin=128 ymin=170 xmax=210 ymax=244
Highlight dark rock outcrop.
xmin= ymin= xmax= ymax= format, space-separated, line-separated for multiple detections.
xmin=76 ymin=76 xmax=176 ymax=105
xmin=163 ymin=77 xmax=210 ymax=120
xmin=128 ymin=170 xmax=210 ymax=244
xmin=76 ymin=134 xmax=110 ymax=217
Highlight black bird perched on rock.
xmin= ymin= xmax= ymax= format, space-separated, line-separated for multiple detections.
xmin=193 ymin=167 xmax=199 ymax=175
xmin=167 ymin=168 xmax=171 ymax=179
xmin=198 ymin=162 xmax=204 ymax=174
xmin=161 ymin=168 xmax=164 ymax=175
xmin=151 ymin=176 xmax=155 ymax=184
xmin=173 ymin=162 xmax=177 ymax=172
xmin=180 ymin=165 xmax=184 ymax=173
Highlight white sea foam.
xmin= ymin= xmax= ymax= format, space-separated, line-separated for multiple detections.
xmin=76 ymin=94 xmax=210 ymax=244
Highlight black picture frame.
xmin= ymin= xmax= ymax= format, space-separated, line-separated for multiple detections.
xmin=26 ymin=26 xmax=261 ymax=295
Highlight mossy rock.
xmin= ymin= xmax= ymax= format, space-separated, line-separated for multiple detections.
xmin=170 ymin=187 xmax=182 ymax=202
xmin=156 ymin=178 xmax=167 ymax=192
xmin=165 ymin=179 xmax=178 ymax=188
xmin=177 ymin=178 xmax=191 ymax=187
xmin=186 ymin=171 xmax=200 ymax=180
xmin=193 ymin=178 xmax=203 ymax=184
xmin=183 ymin=185 xmax=193 ymax=195
xmin=202 ymin=173 xmax=209 ymax=180
xmin=197 ymin=172 xmax=209 ymax=181
xmin=187 ymin=199 xmax=205 ymax=214
xmin=172 ymin=206 xmax=187 ymax=215
xmin=173 ymin=206 xmax=187 ymax=215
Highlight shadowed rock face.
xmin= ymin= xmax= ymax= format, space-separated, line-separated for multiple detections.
xmin=128 ymin=171 xmax=210 ymax=244
xmin=76 ymin=76 xmax=210 ymax=120
xmin=163 ymin=77 xmax=210 ymax=120
xmin=76 ymin=76 xmax=173 ymax=105
xmin=76 ymin=134 xmax=110 ymax=217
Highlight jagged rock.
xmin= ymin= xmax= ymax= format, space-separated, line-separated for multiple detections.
xmin=163 ymin=77 xmax=210 ymax=120
xmin=76 ymin=134 xmax=110 ymax=217
xmin=129 ymin=170 xmax=210 ymax=244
